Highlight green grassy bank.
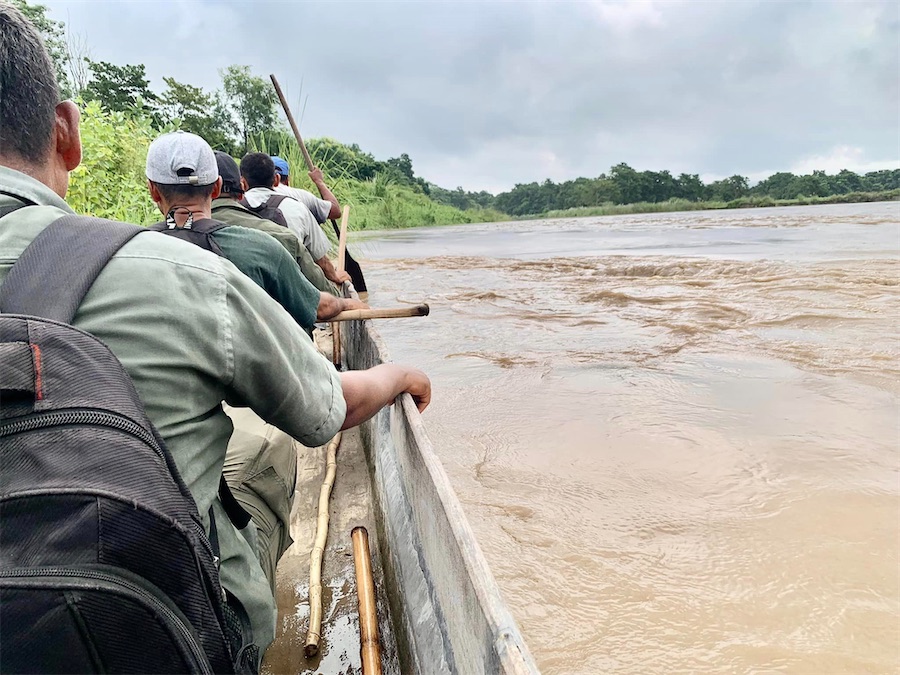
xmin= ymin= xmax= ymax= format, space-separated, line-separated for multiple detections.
xmin=539 ymin=190 xmax=900 ymax=220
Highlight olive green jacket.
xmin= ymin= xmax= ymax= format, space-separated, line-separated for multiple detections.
xmin=211 ymin=197 xmax=339 ymax=296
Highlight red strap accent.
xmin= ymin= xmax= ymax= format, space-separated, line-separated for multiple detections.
xmin=30 ymin=343 xmax=43 ymax=401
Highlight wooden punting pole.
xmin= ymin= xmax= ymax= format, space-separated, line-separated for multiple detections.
xmin=304 ymin=432 xmax=342 ymax=658
xmin=351 ymin=527 xmax=382 ymax=674
xmin=329 ymin=304 xmax=430 ymax=322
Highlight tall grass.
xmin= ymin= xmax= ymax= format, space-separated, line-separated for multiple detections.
xmin=260 ymin=135 xmax=506 ymax=231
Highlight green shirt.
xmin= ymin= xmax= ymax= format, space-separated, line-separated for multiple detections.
xmin=155 ymin=221 xmax=320 ymax=333
xmin=211 ymin=198 xmax=339 ymax=296
xmin=0 ymin=167 xmax=346 ymax=653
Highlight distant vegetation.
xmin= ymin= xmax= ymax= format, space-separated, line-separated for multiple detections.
xmin=17 ymin=0 xmax=900 ymax=229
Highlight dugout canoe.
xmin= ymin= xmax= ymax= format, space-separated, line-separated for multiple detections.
xmin=259 ymin=312 xmax=540 ymax=674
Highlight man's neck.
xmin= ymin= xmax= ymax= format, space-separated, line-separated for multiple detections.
xmin=161 ymin=200 xmax=213 ymax=226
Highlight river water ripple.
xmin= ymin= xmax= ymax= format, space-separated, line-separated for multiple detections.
xmin=353 ymin=202 xmax=900 ymax=674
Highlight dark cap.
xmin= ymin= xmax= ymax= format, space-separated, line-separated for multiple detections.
xmin=214 ymin=151 xmax=241 ymax=193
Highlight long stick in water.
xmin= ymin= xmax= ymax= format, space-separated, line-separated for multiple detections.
xmin=270 ymin=74 xmax=367 ymax=291
xmin=329 ymin=304 xmax=430 ymax=322
xmin=351 ymin=527 xmax=382 ymax=674
xmin=332 ymin=205 xmax=350 ymax=367
xmin=304 ymin=432 xmax=342 ymax=658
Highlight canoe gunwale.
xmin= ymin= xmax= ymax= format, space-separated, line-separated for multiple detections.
xmin=343 ymin=312 xmax=539 ymax=675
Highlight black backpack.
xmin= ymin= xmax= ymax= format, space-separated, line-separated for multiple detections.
xmin=0 ymin=214 xmax=256 ymax=673
xmin=149 ymin=217 xmax=229 ymax=256
xmin=238 ymin=194 xmax=290 ymax=228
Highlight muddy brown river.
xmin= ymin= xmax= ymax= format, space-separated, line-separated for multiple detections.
xmin=350 ymin=202 xmax=899 ymax=674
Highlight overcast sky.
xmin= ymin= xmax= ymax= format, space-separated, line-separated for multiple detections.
xmin=43 ymin=0 xmax=899 ymax=194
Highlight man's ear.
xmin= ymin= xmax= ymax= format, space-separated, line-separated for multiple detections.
xmin=211 ymin=177 xmax=222 ymax=200
xmin=55 ymin=101 xmax=82 ymax=172
xmin=148 ymin=180 xmax=162 ymax=204
xmin=240 ymin=176 xmax=249 ymax=192
xmin=274 ymin=174 xmax=281 ymax=187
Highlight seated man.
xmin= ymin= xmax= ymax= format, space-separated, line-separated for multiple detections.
xmin=212 ymin=150 xmax=340 ymax=296
xmin=144 ymin=131 xmax=365 ymax=334
xmin=271 ymin=155 xmax=341 ymax=223
xmin=240 ymin=152 xmax=350 ymax=287
xmin=0 ymin=3 xmax=430 ymax=666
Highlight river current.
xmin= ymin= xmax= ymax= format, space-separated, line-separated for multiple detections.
xmin=352 ymin=202 xmax=899 ymax=674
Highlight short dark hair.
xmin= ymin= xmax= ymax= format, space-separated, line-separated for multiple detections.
xmin=151 ymin=181 xmax=217 ymax=204
xmin=0 ymin=3 xmax=60 ymax=162
xmin=240 ymin=153 xmax=276 ymax=189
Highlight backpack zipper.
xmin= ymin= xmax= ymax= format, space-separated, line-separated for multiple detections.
xmin=0 ymin=566 xmax=214 ymax=674
xmin=0 ymin=409 xmax=161 ymax=458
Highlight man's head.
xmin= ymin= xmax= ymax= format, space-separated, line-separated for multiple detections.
xmin=271 ymin=156 xmax=290 ymax=186
xmin=215 ymin=151 xmax=243 ymax=199
xmin=240 ymin=152 xmax=276 ymax=191
xmin=145 ymin=131 xmax=221 ymax=215
xmin=0 ymin=3 xmax=81 ymax=197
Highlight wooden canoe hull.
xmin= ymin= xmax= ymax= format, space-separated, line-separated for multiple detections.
xmin=343 ymin=316 xmax=539 ymax=674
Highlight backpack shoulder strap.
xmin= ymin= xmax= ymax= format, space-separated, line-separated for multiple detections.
xmin=214 ymin=201 xmax=262 ymax=219
xmin=0 ymin=214 xmax=145 ymax=323
xmin=265 ymin=194 xmax=289 ymax=210
xmin=238 ymin=197 xmax=260 ymax=213
xmin=187 ymin=218 xmax=230 ymax=235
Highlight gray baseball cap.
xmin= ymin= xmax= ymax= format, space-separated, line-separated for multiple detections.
xmin=145 ymin=131 xmax=218 ymax=185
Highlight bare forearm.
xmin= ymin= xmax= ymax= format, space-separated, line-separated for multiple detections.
xmin=317 ymin=293 xmax=367 ymax=321
xmin=317 ymin=255 xmax=350 ymax=284
xmin=339 ymin=364 xmax=431 ymax=429
xmin=311 ymin=178 xmax=341 ymax=220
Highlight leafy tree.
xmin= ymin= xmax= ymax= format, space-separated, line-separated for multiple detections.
xmin=829 ymin=169 xmax=863 ymax=194
xmin=706 ymin=175 xmax=749 ymax=201
xmin=751 ymin=171 xmax=797 ymax=199
xmin=675 ymin=173 xmax=705 ymax=201
xmin=862 ymin=169 xmax=900 ymax=192
xmin=11 ymin=0 xmax=70 ymax=95
xmin=220 ymin=65 xmax=279 ymax=154
xmin=160 ymin=77 xmax=235 ymax=154
xmin=609 ymin=163 xmax=645 ymax=204
xmin=83 ymin=60 xmax=159 ymax=123
xmin=385 ymin=153 xmax=414 ymax=183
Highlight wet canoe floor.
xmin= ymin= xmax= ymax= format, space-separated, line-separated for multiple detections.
xmin=261 ymin=425 xmax=401 ymax=675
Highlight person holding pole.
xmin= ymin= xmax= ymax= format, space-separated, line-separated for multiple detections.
xmin=272 ymin=156 xmax=341 ymax=223
xmin=212 ymin=150 xmax=342 ymax=296
xmin=240 ymin=152 xmax=350 ymax=287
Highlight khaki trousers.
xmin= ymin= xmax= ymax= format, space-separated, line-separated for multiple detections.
xmin=222 ymin=406 xmax=297 ymax=593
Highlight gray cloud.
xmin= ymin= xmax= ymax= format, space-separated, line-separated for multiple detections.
xmin=45 ymin=0 xmax=899 ymax=193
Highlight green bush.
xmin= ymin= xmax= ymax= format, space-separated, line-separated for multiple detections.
xmin=67 ymin=101 xmax=161 ymax=225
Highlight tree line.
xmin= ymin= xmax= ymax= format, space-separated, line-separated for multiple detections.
xmin=431 ymin=164 xmax=900 ymax=217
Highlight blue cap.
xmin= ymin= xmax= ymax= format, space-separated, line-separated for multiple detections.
xmin=271 ymin=156 xmax=290 ymax=177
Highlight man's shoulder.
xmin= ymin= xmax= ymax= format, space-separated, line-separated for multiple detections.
xmin=215 ymin=222 xmax=295 ymax=263
xmin=275 ymin=185 xmax=315 ymax=201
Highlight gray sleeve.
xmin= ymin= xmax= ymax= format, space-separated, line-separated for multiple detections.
xmin=280 ymin=198 xmax=331 ymax=261
xmin=280 ymin=186 xmax=331 ymax=223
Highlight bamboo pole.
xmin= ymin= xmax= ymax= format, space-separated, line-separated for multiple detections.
xmin=304 ymin=432 xmax=342 ymax=658
xmin=270 ymin=75 xmax=314 ymax=171
xmin=351 ymin=527 xmax=382 ymax=674
xmin=270 ymin=73 xmax=367 ymax=292
xmin=330 ymin=304 xmax=430 ymax=322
